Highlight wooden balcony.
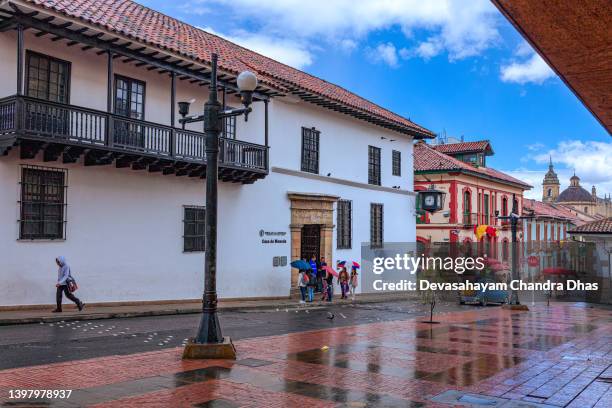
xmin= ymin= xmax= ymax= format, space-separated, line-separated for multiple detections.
xmin=0 ymin=95 xmax=268 ymax=183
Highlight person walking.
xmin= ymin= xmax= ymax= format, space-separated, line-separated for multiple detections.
xmin=297 ymin=269 xmax=308 ymax=304
xmin=53 ymin=256 xmax=84 ymax=313
xmin=319 ymin=256 xmax=328 ymax=299
xmin=339 ymin=266 xmax=349 ymax=299
xmin=350 ymin=266 xmax=359 ymax=301
xmin=325 ymin=265 xmax=334 ymax=302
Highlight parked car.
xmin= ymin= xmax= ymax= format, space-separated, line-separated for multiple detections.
xmin=459 ymin=277 xmax=508 ymax=306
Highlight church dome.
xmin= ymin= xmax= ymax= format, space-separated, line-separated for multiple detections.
xmin=556 ymin=186 xmax=595 ymax=203
xmin=556 ymin=174 xmax=596 ymax=203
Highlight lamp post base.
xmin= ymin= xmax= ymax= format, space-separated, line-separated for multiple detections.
xmin=502 ymin=304 xmax=530 ymax=311
xmin=182 ymin=337 xmax=237 ymax=360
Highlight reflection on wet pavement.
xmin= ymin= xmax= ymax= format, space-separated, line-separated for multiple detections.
xmin=1 ymin=303 xmax=611 ymax=407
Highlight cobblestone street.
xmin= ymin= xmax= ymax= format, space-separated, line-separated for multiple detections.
xmin=1 ymin=302 xmax=611 ymax=407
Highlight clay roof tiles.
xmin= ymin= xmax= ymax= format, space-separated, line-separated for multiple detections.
xmin=413 ymin=142 xmax=531 ymax=189
xmin=522 ymin=199 xmax=583 ymax=225
xmin=433 ymin=141 xmax=492 ymax=155
xmin=19 ymin=0 xmax=433 ymax=137
xmin=568 ymin=218 xmax=612 ymax=234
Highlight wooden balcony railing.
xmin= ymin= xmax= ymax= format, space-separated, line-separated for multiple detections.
xmin=0 ymin=95 xmax=268 ymax=172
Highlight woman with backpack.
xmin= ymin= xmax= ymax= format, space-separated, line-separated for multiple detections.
xmin=53 ymin=256 xmax=84 ymax=313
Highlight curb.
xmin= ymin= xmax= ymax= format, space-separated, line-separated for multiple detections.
xmin=0 ymin=293 xmax=417 ymax=326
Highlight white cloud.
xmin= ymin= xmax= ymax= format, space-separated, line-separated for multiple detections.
xmin=526 ymin=142 xmax=544 ymax=151
xmin=411 ymin=38 xmax=443 ymax=60
xmin=514 ymin=40 xmax=533 ymax=57
xmin=367 ymin=43 xmax=399 ymax=67
xmin=200 ymin=26 xmax=313 ymax=69
xmin=191 ymin=0 xmax=501 ymax=63
xmin=500 ymin=52 xmax=556 ymax=84
xmin=504 ymin=140 xmax=612 ymax=200
xmin=534 ymin=141 xmax=612 ymax=186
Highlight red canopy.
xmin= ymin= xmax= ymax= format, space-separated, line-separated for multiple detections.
xmin=542 ymin=267 xmax=576 ymax=275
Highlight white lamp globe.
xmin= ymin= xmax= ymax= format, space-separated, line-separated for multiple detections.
xmin=237 ymin=71 xmax=258 ymax=92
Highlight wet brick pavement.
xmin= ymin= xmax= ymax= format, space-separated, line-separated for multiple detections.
xmin=0 ymin=303 xmax=610 ymax=407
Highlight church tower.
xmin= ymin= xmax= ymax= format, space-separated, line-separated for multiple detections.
xmin=542 ymin=156 xmax=560 ymax=203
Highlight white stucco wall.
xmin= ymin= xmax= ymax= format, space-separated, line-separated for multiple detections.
xmin=0 ymin=30 xmax=417 ymax=306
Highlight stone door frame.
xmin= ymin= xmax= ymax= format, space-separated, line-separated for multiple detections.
xmin=288 ymin=192 xmax=339 ymax=289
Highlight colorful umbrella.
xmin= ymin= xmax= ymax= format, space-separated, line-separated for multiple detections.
xmin=290 ymin=260 xmax=311 ymax=270
xmin=323 ymin=265 xmax=339 ymax=277
xmin=352 ymin=261 xmax=360 ymax=268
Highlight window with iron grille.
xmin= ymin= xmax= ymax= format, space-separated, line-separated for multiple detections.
xmin=337 ymin=199 xmax=352 ymax=249
xmin=370 ymin=203 xmax=383 ymax=248
xmin=368 ymin=146 xmax=381 ymax=185
xmin=183 ymin=206 xmax=206 ymax=252
xmin=19 ymin=165 xmax=67 ymax=240
xmin=392 ymin=150 xmax=401 ymax=176
xmin=301 ymin=127 xmax=320 ymax=174
xmin=26 ymin=51 xmax=71 ymax=103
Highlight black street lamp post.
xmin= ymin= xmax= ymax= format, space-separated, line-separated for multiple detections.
xmin=495 ymin=193 xmax=533 ymax=309
xmin=179 ymin=53 xmax=257 ymax=358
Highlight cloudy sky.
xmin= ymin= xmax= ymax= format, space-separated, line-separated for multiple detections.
xmin=141 ymin=0 xmax=610 ymax=199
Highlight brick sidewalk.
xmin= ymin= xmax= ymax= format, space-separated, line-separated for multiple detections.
xmin=0 ymin=303 xmax=611 ymax=407
xmin=0 ymin=292 xmax=413 ymax=326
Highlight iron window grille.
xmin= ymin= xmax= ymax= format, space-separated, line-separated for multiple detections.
xmin=368 ymin=146 xmax=381 ymax=185
xmin=183 ymin=206 xmax=206 ymax=252
xmin=337 ymin=199 xmax=352 ymax=249
xmin=392 ymin=150 xmax=401 ymax=176
xmin=25 ymin=50 xmax=71 ymax=104
xmin=370 ymin=203 xmax=384 ymax=248
xmin=301 ymin=127 xmax=320 ymax=174
xmin=19 ymin=165 xmax=68 ymax=240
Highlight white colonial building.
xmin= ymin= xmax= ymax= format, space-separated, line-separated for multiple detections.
xmin=0 ymin=0 xmax=433 ymax=307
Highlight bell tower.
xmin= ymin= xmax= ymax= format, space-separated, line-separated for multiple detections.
xmin=542 ymin=156 xmax=560 ymax=203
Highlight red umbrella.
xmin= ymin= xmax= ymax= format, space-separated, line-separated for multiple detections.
xmin=352 ymin=261 xmax=360 ymax=268
xmin=323 ymin=265 xmax=339 ymax=277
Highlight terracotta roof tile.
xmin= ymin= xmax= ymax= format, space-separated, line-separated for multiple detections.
xmin=433 ymin=141 xmax=492 ymax=155
xmin=414 ymin=142 xmax=531 ymax=188
xmin=20 ymin=0 xmax=433 ymax=137
xmin=568 ymin=217 xmax=612 ymax=234
xmin=522 ymin=199 xmax=583 ymax=225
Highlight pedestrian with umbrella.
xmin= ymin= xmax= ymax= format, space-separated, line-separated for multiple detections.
xmin=291 ymin=259 xmax=313 ymax=303
xmin=322 ymin=263 xmax=338 ymax=302
xmin=338 ymin=263 xmax=350 ymax=299
xmin=350 ymin=262 xmax=360 ymax=301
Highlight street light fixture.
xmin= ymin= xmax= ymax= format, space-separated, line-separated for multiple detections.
xmin=180 ymin=53 xmax=258 ymax=359
xmin=495 ymin=193 xmax=533 ymax=310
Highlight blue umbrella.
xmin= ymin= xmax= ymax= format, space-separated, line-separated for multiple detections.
xmin=291 ymin=260 xmax=311 ymax=270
